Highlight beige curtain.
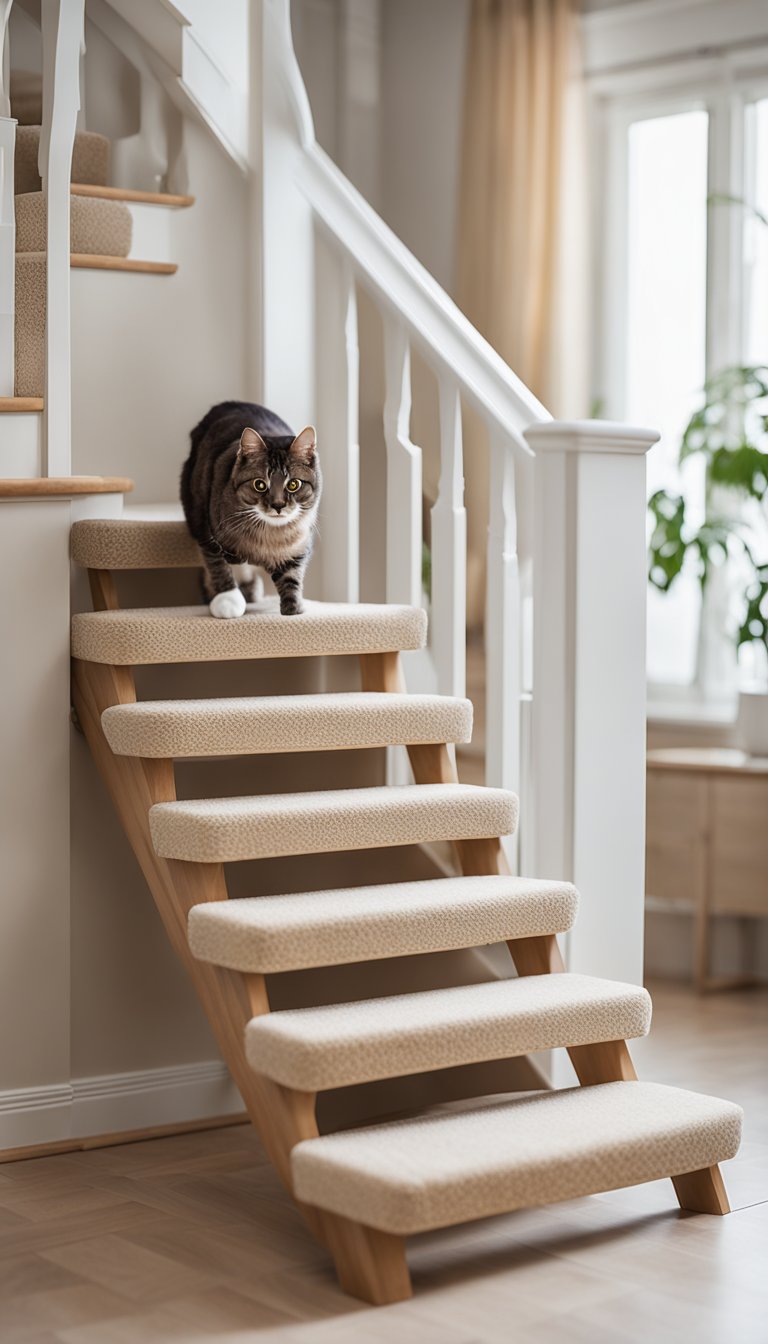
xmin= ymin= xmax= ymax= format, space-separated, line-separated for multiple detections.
xmin=456 ymin=0 xmax=589 ymax=622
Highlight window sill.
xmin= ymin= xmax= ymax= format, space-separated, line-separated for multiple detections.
xmin=646 ymin=694 xmax=737 ymax=729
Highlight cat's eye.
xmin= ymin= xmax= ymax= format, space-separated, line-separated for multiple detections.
xmin=286 ymin=479 xmax=302 ymax=493
xmin=253 ymin=479 xmax=268 ymax=493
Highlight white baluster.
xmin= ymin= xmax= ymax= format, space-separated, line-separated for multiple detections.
xmin=0 ymin=0 xmax=15 ymax=397
xmin=315 ymin=235 xmax=359 ymax=602
xmin=383 ymin=319 xmax=421 ymax=607
xmin=39 ymin=0 xmax=84 ymax=476
xmin=525 ymin=420 xmax=658 ymax=986
xmin=430 ymin=377 xmax=466 ymax=699
xmin=485 ymin=428 xmax=521 ymax=867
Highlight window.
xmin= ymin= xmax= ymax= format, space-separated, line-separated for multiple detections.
xmin=594 ymin=61 xmax=768 ymax=703
xmin=745 ymin=98 xmax=768 ymax=365
xmin=626 ymin=110 xmax=709 ymax=686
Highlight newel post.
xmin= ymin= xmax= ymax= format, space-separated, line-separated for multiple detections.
xmin=524 ymin=421 xmax=658 ymax=986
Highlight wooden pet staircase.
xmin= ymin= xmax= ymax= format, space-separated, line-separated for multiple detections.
xmin=69 ymin=514 xmax=743 ymax=1307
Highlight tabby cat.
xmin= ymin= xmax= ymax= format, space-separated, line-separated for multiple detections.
xmin=181 ymin=401 xmax=321 ymax=618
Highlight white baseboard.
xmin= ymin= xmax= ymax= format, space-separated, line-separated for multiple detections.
xmin=0 ymin=1060 xmax=243 ymax=1151
xmin=0 ymin=1084 xmax=74 ymax=1149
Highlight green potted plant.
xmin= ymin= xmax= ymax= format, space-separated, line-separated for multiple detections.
xmin=648 ymin=363 xmax=768 ymax=753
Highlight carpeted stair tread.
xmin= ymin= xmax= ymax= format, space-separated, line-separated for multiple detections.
xmin=149 ymin=783 xmax=518 ymax=862
xmin=15 ymin=126 xmax=110 ymax=195
xmin=71 ymin=600 xmax=428 ymax=665
xmin=102 ymin=692 xmax=473 ymax=758
xmin=72 ymin=518 xmax=201 ymax=569
xmin=14 ymin=253 xmax=45 ymax=397
xmin=188 ymin=875 xmax=579 ymax=973
xmin=291 ymin=1081 xmax=743 ymax=1234
xmin=15 ymin=192 xmax=132 ymax=258
xmin=245 ymin=974 xmax=652 ymax=1091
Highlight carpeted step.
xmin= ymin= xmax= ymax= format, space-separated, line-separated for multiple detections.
xmin=244 ymin=974 xmax=652 ymax=1091
xmin=291 ymin=1081 xmax=742 ymax=1235
xmin=15 ymin=126 xmax=110 ymax=195
xmin=188 ymin=875 xmax=579 ymax=973
xmin=15 ymin=192 xmax=132 ymax=258
xmin=14 ymin=198 xmax=132 ymax=395
xmin=102 ymin=692 xmax=473 ymax=758
xmin=71 ymin=601 xmax=427 ymax=665
xmin=14 ymin=253 xmax=45 ymax=398
xmin=72 ymin=518 xmax=201 ymax=569
xmin=149 ymin=783 xmax=518 ymax=863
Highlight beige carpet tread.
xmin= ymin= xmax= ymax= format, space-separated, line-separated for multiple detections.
xmin=245 ymin=974 xmax=651 ymax=1091
xmin=150 ymin=783 xmax=518 ymax=862
xmin=72 ymin=518 xmax=201 ymax=569
xmin=188 ymin=875 xmax=579 ymax=973
xmin=16 ymin=192 xmax=133 ymax=257
xmin=291 ymin=1081 xmax=743 ymax=1234
xmin=72 ymin=601 xmax=427 ymax=665
xmin=15 ymin=126 xmax=109 ymax=194
xmin=102 ymin=693 xmax=473 ymax=758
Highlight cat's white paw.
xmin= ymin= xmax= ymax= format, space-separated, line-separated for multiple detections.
xmin=209 ymin=588 xmax=247 ymax=619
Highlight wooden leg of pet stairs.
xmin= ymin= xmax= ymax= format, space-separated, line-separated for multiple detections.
xmin=71 ymin=656 xmax=327 ymax=1240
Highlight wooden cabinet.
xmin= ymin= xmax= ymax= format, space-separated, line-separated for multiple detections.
xmin=646 ymin=749 xmax=768 ymax=990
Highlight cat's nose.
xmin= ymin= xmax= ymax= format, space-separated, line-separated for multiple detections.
xmin=272 ymin=502 xmax=284 ymax=513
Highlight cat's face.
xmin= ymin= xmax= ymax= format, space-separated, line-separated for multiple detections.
xmin=231 ymin=425 xmax=320 ymax=528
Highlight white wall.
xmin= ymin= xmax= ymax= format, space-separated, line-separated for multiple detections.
xmin=293 ymin=0 xmax=470 ymax=296
xmin=70 ymin=121 xmax=249 ymax=499
xmin=379 ymin=0 xmax=469 ymax=295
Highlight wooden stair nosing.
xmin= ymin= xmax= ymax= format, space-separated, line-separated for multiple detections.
xmin=0 ymin=476 xmax=134 ymax=498
xmin=0 ymin=397 xmax=43 ymax=413
xmin=69 ymin=183 xmax=195 ymax=208
xmin=70 ymin=254 xmax=178 ymax=275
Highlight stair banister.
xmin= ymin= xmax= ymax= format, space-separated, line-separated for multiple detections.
xmin=525 ymin=421 xmax=659 ymax=986
xmin=39 ymin=0 xmax=84 ymax=475
xmin=485 ymin=425 xmax=523 ymax=827
xmin=257 ymin=0 xmax=659 ymax=980
xmin=432 ymin=376 xmax=467 ymax=700
xmin=314 ymin=236 xmax=360 ymax=603
xmin=383 ymin=316 xmax=421 ymax=610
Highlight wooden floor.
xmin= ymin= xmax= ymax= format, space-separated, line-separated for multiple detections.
xmin=1 ymin=981 xmax=766 ymax=1343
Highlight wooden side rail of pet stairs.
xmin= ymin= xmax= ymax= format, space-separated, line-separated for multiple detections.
xmin=69 ymin=515 xmax=742 ymax=1306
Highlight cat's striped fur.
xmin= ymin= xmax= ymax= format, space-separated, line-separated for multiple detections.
xmin=181 ymin=401 xmax=321 ymax=618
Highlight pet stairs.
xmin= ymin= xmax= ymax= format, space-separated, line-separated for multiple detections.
xmin=70 ymin=515 xmax=742 ymax=1306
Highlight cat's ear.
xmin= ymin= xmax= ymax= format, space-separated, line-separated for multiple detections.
xmin=291 ymin=425 xmax=317 ymax=464
xmin=238 ymin=427 xmax=267 ymax=457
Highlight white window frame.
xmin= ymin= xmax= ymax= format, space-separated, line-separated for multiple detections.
xmin=587 ymin=14 xmax=768 ymax=715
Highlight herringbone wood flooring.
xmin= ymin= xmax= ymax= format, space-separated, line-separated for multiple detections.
xmin=0 ymin=981 xmax=766 ymax=1343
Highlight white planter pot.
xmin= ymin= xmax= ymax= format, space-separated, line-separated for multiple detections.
xmin=736 ymin=686 xmax=768 ymax=757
